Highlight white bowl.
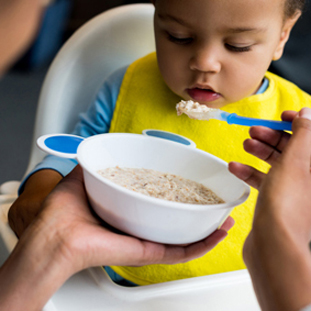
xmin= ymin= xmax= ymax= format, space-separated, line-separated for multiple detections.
xmin=78 ymin=133 xmax=250 ymax=244
xmin=38 ymin=133 xmax=250 ymax=244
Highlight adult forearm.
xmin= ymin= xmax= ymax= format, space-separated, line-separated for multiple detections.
xmin=0 ymin=219 xmax=74 ymax=311
xmin=244 ymin=219 xmax=311 ymax=311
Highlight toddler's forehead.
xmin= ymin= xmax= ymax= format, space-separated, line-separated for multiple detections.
xmin=154 ymin=0 xmax=285 ymax=26
xmin=155 ymin=0 xmax=285 ymax=13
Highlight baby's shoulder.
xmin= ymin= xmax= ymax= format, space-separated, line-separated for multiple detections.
xmin=267 ymin=72 xmax=311 ymax=103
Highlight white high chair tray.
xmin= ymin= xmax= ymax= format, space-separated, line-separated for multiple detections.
xmin=0 ymin=198 xmax=260 ymax=311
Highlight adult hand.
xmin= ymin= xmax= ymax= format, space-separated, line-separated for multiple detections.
xmin=0 ymin=165 xmax=234 ymax=311
xmin=242 ymin=107 xmax=311 ymax=311
xmin=39 ymin=165 xmax=234 ymax=270
xmin=228 ymin=110 xmax=297 ymax=189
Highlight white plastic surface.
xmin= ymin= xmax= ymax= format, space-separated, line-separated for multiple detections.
xmin=51 ymin=268 xmax=261 ymax=311
xmin=0 ymin=180 xmax=20 ymax=195
xmin=24 ymin=4 xmax=156 ymax=178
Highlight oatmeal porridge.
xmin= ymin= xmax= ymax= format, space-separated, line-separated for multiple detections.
xmin=97 ymin=166 xmax=224 ymax=204
xmin=176 ymin=100 xmax=216 ymax=116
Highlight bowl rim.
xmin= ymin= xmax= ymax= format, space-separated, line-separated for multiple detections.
xmin=77 ymin=133 xmax=251 ymax=211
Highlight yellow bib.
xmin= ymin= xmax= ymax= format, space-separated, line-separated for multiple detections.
xmin=109 ymin=52 xmax=311 ymax=285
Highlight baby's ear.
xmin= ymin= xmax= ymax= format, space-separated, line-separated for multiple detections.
xmin=272 ymin=11 xmax=301 ymax=61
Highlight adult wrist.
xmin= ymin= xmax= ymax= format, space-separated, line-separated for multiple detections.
xmin=244 ymin=215 xmax=311 ymax=311
xmin=0 ymin=216 xmax=76 ymax=311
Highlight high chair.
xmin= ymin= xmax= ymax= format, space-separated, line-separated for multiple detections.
xmin=0 ymin=4 xmax=260 ymax=310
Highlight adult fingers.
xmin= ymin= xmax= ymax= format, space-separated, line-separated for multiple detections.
xmin=132 ymin=218 xmax=234 ymax=266
xmin=246 ymin=127 xmax=291 ymax=162
xmin=228 ymin=161 xmax=266 ymax=190
xmin=219 ymin=216 xmax=235 ymax=232
xmin=243 ymin=138 xmax=282 ymax=165
xmin=161 ymin=229 xmax=229 ymax=264
xmin=281 ymin=108 xmax=311 ymax=168
xmin=247 ymin=110 xmax=297 ymax=154
xmin=281 ymin=110 xmax=298 ymax=122
xmin=181 ymin=224 xmax=236 ymax=262
xmin=84 ymin=229 xmax=227 ymax=267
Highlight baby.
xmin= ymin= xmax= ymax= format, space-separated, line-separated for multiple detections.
xmin=10 ymin=0 xmax=311 ymax=286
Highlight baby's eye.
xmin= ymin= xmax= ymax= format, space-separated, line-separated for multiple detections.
xmin=225 ymin=44 xmax=252 ymax=52
xmin=168 ymin=33 xmax=193 ymax=45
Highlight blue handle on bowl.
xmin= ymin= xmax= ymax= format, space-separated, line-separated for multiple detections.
xmin=142 ymin=129 xmax=196 ymax=148
xmin=37 ymin=131 xmax=196 ymax=159
xmin=37 ymin=134 xmax=84 ymax=159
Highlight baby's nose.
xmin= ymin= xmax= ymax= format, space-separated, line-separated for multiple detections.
xmin=189 ymin=46 xmax=221 ymax=74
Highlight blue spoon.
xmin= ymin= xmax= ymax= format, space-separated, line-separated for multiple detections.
xmin=177 ymin=103 xmax=292 ymax=131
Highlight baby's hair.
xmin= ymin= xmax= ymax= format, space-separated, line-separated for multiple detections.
xmin=151 ymin=0 xmax=305 ymax=18
xmin=285 ymin=0 xmax=305 ymax=17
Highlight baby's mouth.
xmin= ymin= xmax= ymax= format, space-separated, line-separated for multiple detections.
xmin=187 ymin=88 xmax=221 ymax=103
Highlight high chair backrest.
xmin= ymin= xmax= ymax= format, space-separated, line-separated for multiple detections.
xmin=25 ymin=3 xmax=155 ymax=177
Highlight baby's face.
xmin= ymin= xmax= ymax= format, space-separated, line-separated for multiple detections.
xmin=154 ymin=0 xmax=297 ymax=108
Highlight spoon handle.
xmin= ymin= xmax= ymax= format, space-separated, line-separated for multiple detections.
xmin=227 ymin=113 xmax=292 ymax=131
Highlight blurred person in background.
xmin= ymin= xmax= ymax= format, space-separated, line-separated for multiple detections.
xmin=0 ymin=0 xmax=45 ymax=74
